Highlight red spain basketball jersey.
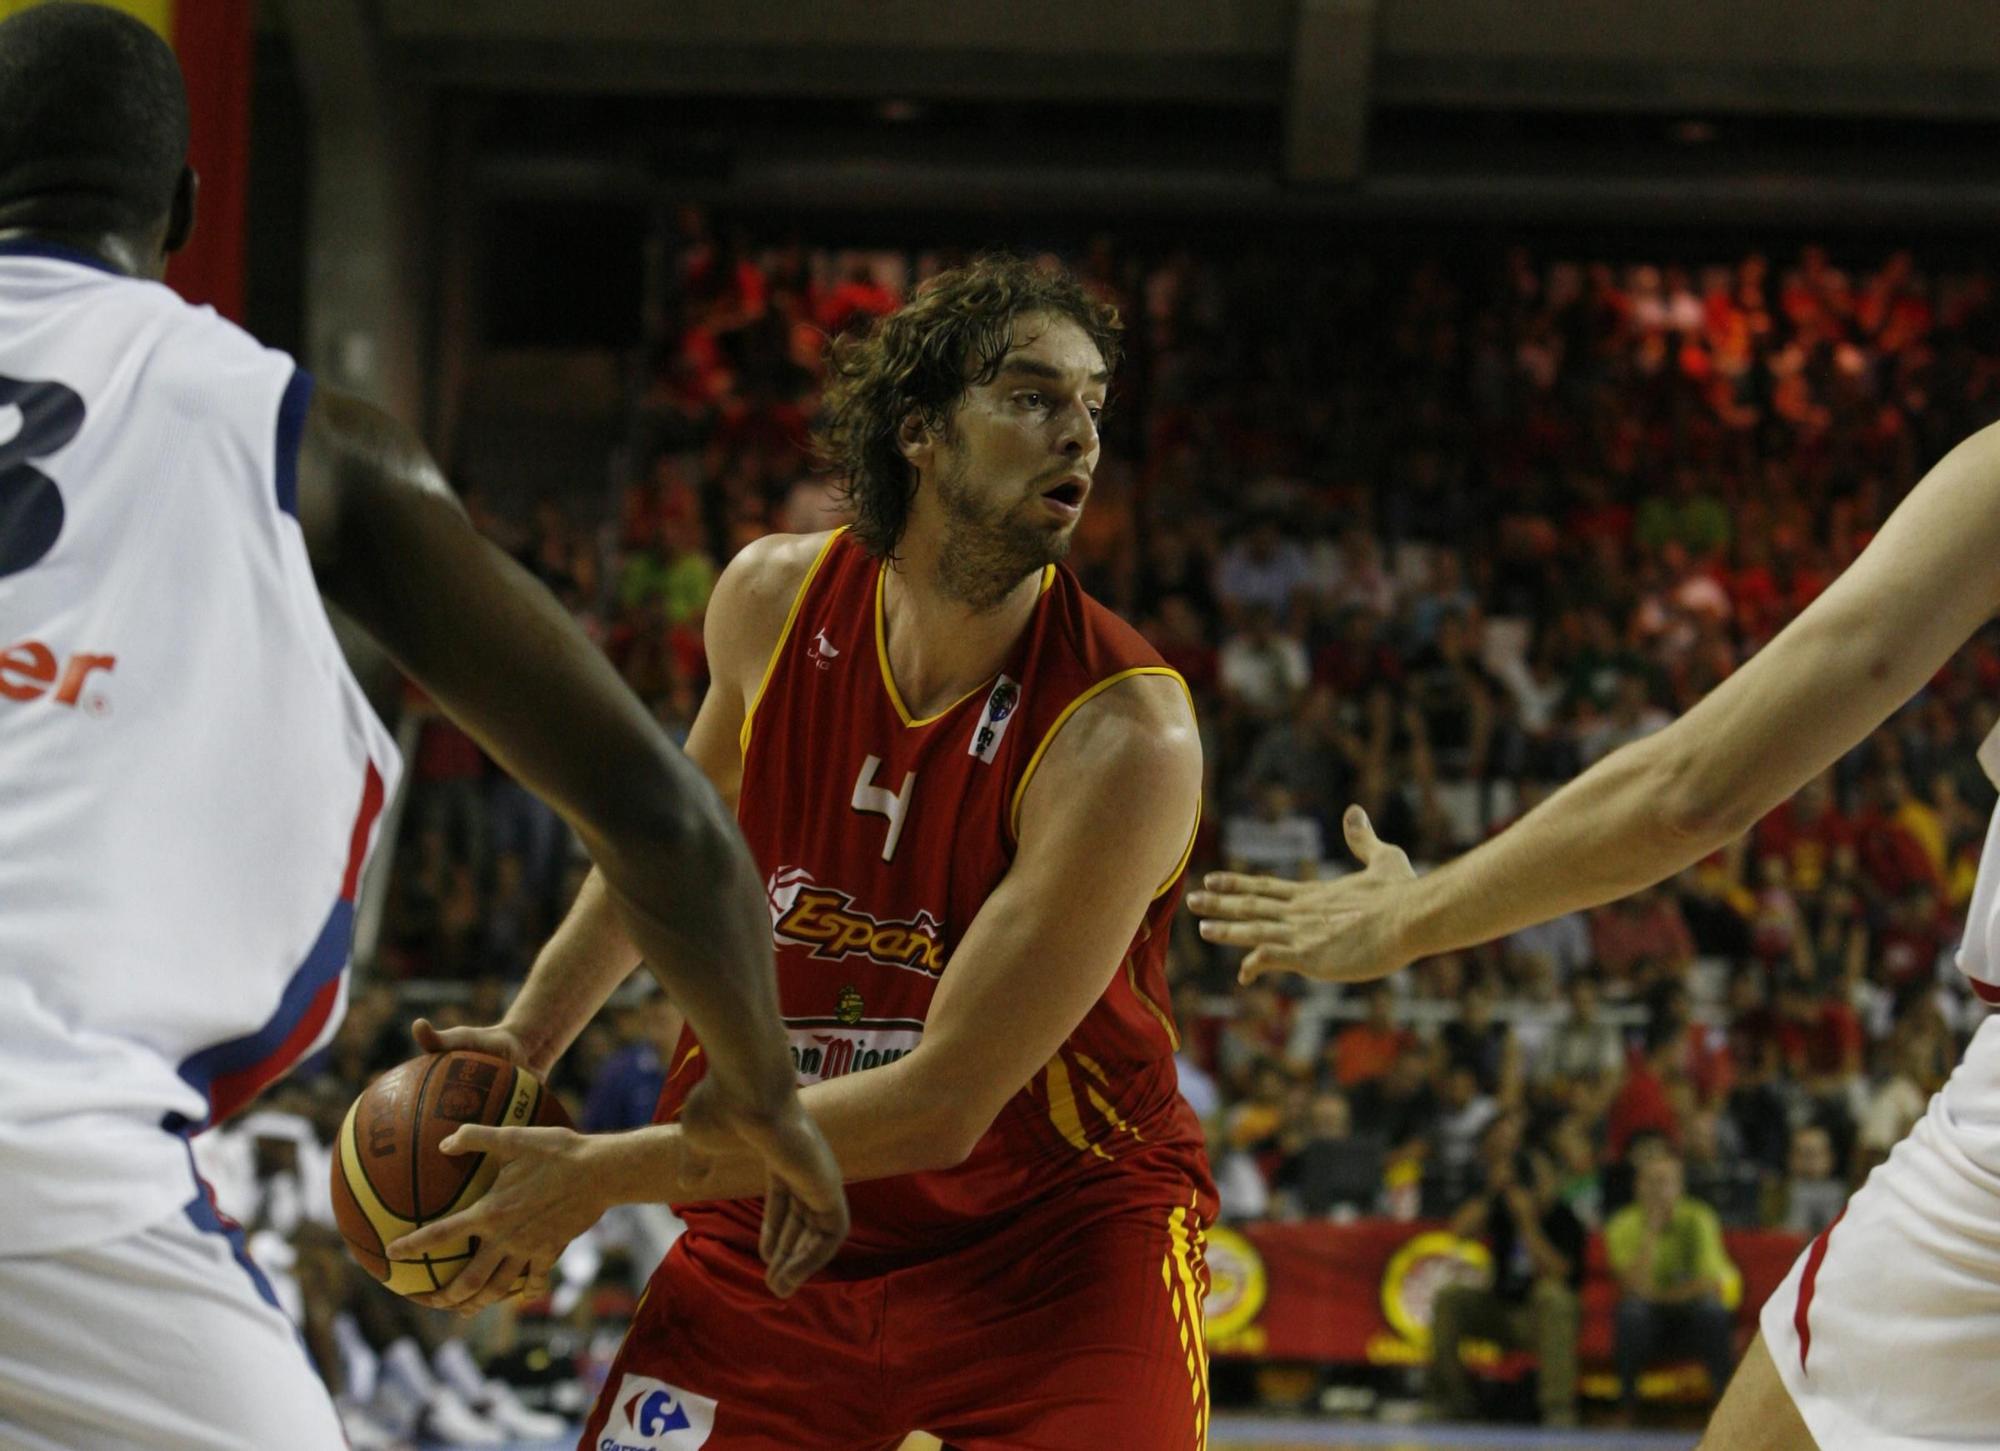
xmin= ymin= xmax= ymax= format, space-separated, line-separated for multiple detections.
xmin=657 ymin=527 xmax=1213 ymax=1270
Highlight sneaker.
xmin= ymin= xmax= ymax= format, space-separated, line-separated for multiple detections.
xmin=418 ymin=1386 xmax=508 ymax=1447
xmin=336 ymin=1399 xmax=413 ymax=1451
xmin=475 ymin=1377 xmax=569 ymax=1440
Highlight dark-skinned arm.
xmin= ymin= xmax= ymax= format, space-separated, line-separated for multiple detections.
xmin=295 ymin=388 xmax=845 ymax=1295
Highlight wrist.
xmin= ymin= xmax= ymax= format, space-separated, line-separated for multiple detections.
xmin=498 ymin=1014 xmax=562 ymax=1077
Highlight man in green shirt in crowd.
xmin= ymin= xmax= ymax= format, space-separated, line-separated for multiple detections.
xmin=1604 ymin=1137 xmax=1738 ymax=1418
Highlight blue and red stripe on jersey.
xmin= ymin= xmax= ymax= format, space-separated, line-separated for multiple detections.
xmin=165 ymin=762 xmax=384 ymax=1134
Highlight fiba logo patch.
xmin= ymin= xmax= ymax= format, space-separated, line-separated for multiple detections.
xmin=968 ymin=674 xmax=1022 ymax=763
xmin=598 ymin=1373 xmax=717 ymax=1449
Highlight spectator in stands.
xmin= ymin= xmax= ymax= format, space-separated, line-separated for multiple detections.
xmin=1428 ymin=1124 xmax=1584 ymax=1427
xmin=1605 ymin=1140 xmax=1738 ymax=1418
xmin=1540 ymin=975 xmax=1625 ymax=1089
xmin=1271 ymin=1090 xmax=1384 ymax=1220
xmin=1780 ymin=1124 xmax=1848 ymax=1236
xmin=1429 ymin=1065 xmax=1502 ymax=1207
xmin=1222 ymin=781 xmax=1325 ymax=881
xmin=1326 ymin=980 xmax=1414 ymax=1090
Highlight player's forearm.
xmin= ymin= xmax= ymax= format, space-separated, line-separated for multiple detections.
xmin=499 ymin=869 xmax=642 ymax=1075
xmin=1400 ymin=425 xmax=2000 ymax=961
xmin=590 ymin=1057 xmax=974 ymax=1207
xmin=589 ymin=818 xmax=796 ymax=1116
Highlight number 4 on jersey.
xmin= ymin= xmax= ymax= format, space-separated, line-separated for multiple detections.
xmin=851 ymin=754 xmax=916 ymax=862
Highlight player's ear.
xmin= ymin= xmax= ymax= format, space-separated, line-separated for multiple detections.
xmin=163 ymin=166 xmax=197 ymax=256
xmin=897 ymin=410 xmax=932 ymax=469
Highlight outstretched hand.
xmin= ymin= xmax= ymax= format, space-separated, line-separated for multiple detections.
xmin=1186 ymin=806 xmax=1420 ymax=984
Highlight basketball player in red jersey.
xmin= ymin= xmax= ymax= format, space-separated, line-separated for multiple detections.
xmin=392 ymin=256 xmax=1215 ymax=1449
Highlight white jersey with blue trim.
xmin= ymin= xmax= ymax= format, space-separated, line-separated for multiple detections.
xmin=0 ymin=242 xmax=401 ymax=1257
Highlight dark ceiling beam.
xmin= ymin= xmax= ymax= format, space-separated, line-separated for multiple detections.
xmin=1285 ymin=0 xmax=1376 ymax=184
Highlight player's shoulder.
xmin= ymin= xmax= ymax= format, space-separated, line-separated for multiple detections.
xmin=707 ymin=528 xmax=846 ymax=671
xmin=1050 ymin=669 xmax=1198 ymax=775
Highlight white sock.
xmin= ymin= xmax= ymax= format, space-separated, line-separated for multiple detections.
xmin=383 ymin=1335 xmax=439 ymax=1402
xmin=332 ymin=1313 xmax=380 ymax=1404
xmin=433 ymin=1337 xmax=490 ymax=1404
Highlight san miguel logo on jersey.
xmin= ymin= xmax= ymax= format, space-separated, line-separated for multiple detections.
xmin=766 ymin=866 xmax=946 ymax=978
xmin=968 ymin=674 xmax=1022 ymax=764
xmin=784 ymin=1012 xmax=925 ymax=1085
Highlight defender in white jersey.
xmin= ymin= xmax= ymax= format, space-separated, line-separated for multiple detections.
xmin=1191 ymin=342 xmax=2000 ymax=1445
xmin=0 ymin=9 xmax=844 ymax=1450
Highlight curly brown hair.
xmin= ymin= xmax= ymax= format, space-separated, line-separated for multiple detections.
xmin=815 ymin=253 xmax=1123 ymax=558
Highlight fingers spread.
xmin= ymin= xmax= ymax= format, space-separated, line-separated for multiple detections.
xmin=1200 ymin=872 xmax=1303 ymax=900
xmin=1185 ymin=891 xmax=1289 ymax=922
xmin=387 ymin=1210 xmax=477 ymax=1261
xmin=1197 ymin=919 xmax=1295 ymax=948
xmin=432 ymin=1244 xmax=509 ymax=1311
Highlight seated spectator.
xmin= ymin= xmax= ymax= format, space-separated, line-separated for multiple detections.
xmin=1441 ymin=980 xmax=1515 ymax=1097
xmin=1272 ymin=1090 xmax=1384 ymax=1219
xmin=1326 ymin=980 xmax=1415 ymax=1089
xmin=1428 ymin=1132 xmax=1584 ymax=1428
xmin=1222 ymin=781 xmax=1325 ymax=881
xmin=1349 ymin=1041 xmax=1439 ymax=1170
xmin=1540 ymin=975 xmax=1625 ymax=1088
xmin=1590 ymin=887 xmax=1695 ymax=996
xmin=1605 ymin=1141 xmax=1739 ymax=1415
xmin=1215 ymin=517 xmax=1313 ymax=629
xmin=1546 ymin=1114 xmax=1604 ymax=1229
xmin=1428 ymin=1065 xmax=1502 ymax=1207
xmin=1217 ymin=603 xmax=1311 ymax=729
xmin=1780 ymin=1124 xmax=1848 ymax=1236
xmin=1605 ymin=1025 xmax=1685 ymax=1163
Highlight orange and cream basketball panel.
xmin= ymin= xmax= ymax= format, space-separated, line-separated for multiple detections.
xmin=331 ymin=1050 xmax=571 ymax=1296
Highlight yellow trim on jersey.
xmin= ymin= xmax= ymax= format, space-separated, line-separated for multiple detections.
xmin=873 ymin=564 xmax=1001 ymax=727
xmin=1042 ymin=1055 xmax=1112 ymax=1161
xmin=1163 ymin=1198 xmax=1212 ymax=1448
xmin=1007 ymin=666 xmax=1194 ymax=859
xmin=1153 ymin=798 xmax=1203 ymax=901
xmin=740 ymin=528 xmax=846 ymax=756
xmin=1128 ymin=957 xmax=1180 ymax=1051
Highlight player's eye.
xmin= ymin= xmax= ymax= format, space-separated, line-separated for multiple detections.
xmin=1017 ymin=391 xmax=1044 ymax=411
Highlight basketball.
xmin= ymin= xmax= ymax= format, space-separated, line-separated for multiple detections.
xmin=330 ymin=1050 xmax=572 ymax=1296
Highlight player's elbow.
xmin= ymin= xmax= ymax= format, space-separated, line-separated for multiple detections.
xmin=1651 ymin=739 xmax=1757 ymax=847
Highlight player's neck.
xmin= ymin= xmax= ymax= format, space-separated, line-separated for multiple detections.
xmin=880 ymin=530 xmax=1045 ymax=720
xmin=0 ymin=226 xmax=155 ymax=278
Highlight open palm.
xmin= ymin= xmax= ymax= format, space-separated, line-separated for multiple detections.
xmin=1186 ymin=806 xmax=1419 ymax=984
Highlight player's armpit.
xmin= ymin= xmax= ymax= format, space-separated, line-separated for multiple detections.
xmin=909 ymin=672 xmax=1203 ymax=1159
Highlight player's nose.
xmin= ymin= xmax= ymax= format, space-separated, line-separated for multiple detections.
xmin=1055 ymin=397 xmax=1098 ymax=456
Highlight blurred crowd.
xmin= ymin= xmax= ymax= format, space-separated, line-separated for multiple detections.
xmin=258 ymin=217 xmax=2000 ymax=1431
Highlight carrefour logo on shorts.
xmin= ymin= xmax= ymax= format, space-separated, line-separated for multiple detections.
xmin=599 ymin=1373 xmax=718 ymax=1450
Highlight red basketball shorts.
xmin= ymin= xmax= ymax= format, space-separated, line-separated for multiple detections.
xmin=580 ymin=1188 xmax=1214 ymax=1451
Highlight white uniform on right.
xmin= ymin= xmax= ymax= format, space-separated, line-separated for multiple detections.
xmin=1761 ymin=730 xmax=2000 ymax=1450
xmin=0 ymin=241 xmax=399 ymax=1449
